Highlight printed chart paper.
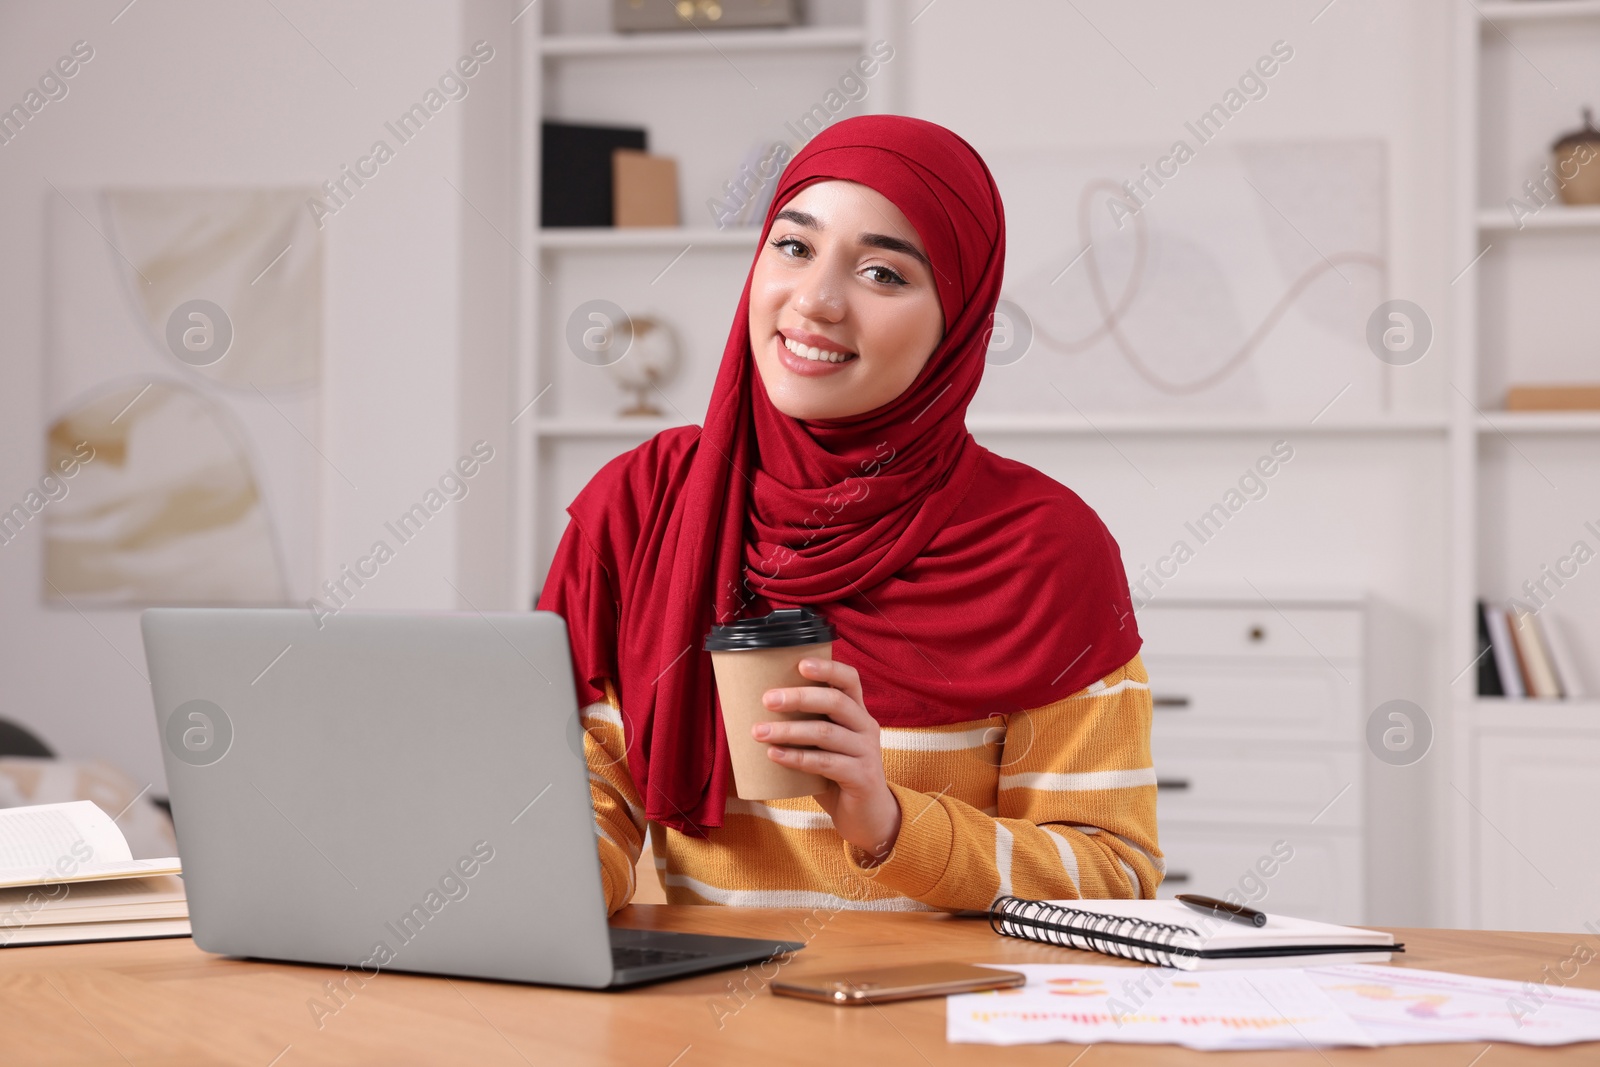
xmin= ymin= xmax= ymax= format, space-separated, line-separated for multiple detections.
xmin=947 ymin=964 xmax=1375 ymax=1051
xmin=950 ymin=964 xmax=1600 ymax=1049
xmin=1308 ymin=964 xmax=1600 ymax=1047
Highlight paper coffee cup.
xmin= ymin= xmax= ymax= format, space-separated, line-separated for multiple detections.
xmin=704 ymin=607 xmax=837 ymax=801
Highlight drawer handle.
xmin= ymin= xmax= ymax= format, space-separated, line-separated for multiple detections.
xmin=1156 ymin=778 xmax=1191 ymax=791
xmin=1152 ymin=695 xmax=1190 ymax=709
xmin=1248 ymin=625 xmax=1266 ymax=643
xmin=1164 ymin=871 xmax=1192 ymax=885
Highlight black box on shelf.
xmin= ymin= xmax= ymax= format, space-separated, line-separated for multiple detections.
xmin=541 ymin=121 xmax=648 ymax=227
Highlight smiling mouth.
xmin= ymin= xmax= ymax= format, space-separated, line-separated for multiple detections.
xmin=782 ymin=335 xmax=857 ymax=364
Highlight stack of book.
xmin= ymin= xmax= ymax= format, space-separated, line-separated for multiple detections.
xmin=0 ymin=800 xmax=187 ymax=947
xmin=1476 ymin=602 xmax=1588 ymax=700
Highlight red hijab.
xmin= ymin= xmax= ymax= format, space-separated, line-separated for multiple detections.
xmin=537 ymin=115 xmax=1140 ymax=837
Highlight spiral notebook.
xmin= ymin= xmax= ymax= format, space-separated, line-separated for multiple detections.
xmin=989 ymin=897 xmax=1399 ymax=971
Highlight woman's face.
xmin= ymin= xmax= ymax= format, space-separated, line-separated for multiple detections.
xmin=748 ymin=180 xmax=944 ymax=421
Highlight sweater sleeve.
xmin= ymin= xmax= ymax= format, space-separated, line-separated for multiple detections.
xmin=586 ymin=679 xmax=647 ymax=916
xmin=538 ymin=519 xmax=644 ymax=915
xmin=842 ymin=654 xmax=1163 ymax=910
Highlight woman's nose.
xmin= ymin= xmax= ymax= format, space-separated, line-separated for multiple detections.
xmin=791 ymin=264 xmax=846 ymax=322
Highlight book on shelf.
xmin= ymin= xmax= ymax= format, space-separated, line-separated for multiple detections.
xmin=1511 ymin=608 xmax=1562 ymax=699
xmin=0 ymin=800 xmax=187 ymax=948
xmin=612 ymin=150 xmax=679 ymax=227
xmin=1505 ymin=385 xmax=1600 ymax=412
xmin=1475 ymin=601 xmax=1504 ymax=697
xmin=541 ymin=121 xmax=648 ymax=228
xmin=1483 ymin=603 xmax=1526 ymax=698
xmin=1478 ymin=602 xmax=1588 ymax=701
xmin=1542 ymin=614 xmax=1587 ymax=699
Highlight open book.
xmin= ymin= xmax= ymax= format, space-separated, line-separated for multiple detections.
xmin=0 ymin=800 xmax=187 ymax=947
xmin=989 ymin=897 xmax=1397 ymax=971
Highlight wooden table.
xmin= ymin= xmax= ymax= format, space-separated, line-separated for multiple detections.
xmin=1 ymin=907 xmax=1595 ymax=1065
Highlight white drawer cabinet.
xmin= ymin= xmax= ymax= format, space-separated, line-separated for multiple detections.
xmin=1148 ymin=663 xmax=1351 ymax=743
xmin=1149 ymin=744 xmax=1362 ymax=829
xmin=1155 ymin=830 xmax=1362 ymax=921
xmin=1473 ymin=731 xmax=1600 ymax=933
xmin=1141 ymin=595 xmax=1366 ymax=925
xmin=1139 ymin=605 xmax=1362 ymax=663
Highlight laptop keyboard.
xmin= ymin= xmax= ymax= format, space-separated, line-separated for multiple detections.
xmin=611 ymin=944 xmax=710 ymax=970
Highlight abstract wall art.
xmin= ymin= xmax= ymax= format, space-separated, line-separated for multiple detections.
xmin=44 ymin=188 xmax=323 ymax=606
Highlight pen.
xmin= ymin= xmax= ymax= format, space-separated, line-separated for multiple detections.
xmin=1176 ymin=893 xmax=1268 ymax=928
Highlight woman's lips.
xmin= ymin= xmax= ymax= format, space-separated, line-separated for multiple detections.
xmin=776 ymin=333 xmax=857 ymax=376
xmin=780 ymin=326 xmax=854 ymax=356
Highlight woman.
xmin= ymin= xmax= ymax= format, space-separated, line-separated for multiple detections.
xmin=537 ymin=114 xmax=1162 ymax=914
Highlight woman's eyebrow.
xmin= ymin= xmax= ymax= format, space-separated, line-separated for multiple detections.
xmin=772 ymin=208 xmax=931 ymax=270
xmin=858 ymin=232 xmax=930 ymax=269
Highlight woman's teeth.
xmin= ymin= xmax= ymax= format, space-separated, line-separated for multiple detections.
xmin=783 ymin=336 xmax=855 ymax=364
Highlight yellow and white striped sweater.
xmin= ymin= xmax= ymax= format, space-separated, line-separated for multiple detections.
xmin=584 ymin=654 xmax=1163 ymax=914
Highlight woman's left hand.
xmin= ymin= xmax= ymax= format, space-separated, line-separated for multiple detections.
xmin=755 ymin=657 xmax=901 ymax=865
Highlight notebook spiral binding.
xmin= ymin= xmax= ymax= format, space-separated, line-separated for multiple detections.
xmin=988 ymin=896 xmax=1200 ymax=967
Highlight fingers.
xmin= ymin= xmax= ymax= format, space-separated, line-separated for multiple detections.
xmin=756 ymin=657 xmax=879 ymax=791
xmin=765 ymin=741 xmax=860 ymax=785
xmin=755 ymin=715 xmax=868 ymax=757
xmin=801 ymin=656 xmax=864 ymax=707
xmin=763 ymin=659 xmax=870 ymax=729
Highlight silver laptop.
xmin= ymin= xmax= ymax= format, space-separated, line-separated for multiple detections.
xmin=141 ymin=608 xmax=802 ymax=989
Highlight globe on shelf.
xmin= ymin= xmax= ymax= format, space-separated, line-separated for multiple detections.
xmin=608 ymin=315 xmax=682 ymax=417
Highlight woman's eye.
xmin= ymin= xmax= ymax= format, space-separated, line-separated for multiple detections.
xmin=864 ymin=265 xmax=907 ymax=286
xmin=770 ymin=238 xmax=810 ymax=259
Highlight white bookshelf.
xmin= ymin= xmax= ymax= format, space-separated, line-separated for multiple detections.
xmin=1476 ymin=204 xmax=1600 ymax=231
xmin=531 ymin=413 xmax=1450 ymax=440
xmin=537 ymin=227 xmax=761 ymax=251
xmin=538 ymin=25 xmax=870 ymax=57
xmin=1448 ymin=0 xmax=1600 ymax=933
xmin=1475 ymin=0 xmax=1600 ymax=21
xmin=1476 ymin=411 xmax=1600 ymax=434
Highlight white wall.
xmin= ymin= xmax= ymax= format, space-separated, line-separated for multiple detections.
xmin=901 ymin=0 xmax=1458 ymax=926
xmin=0 ymin=0 xmax=512 ymax=793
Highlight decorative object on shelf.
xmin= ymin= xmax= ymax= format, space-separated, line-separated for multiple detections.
xmin=1552 ymin=108 xmax=1600 ymax=206
xmin=1505 ymin=384 xmax=1600 ymax=411
xmin=541 ymin=121 xmax=647 ymax=227
xmin=612 ymin=0 xmax=802 ymax=33
xmin=613 ymin=150 xmax=680 ymax=227
xmin=606 ymin=315 xmax=682 ymax=417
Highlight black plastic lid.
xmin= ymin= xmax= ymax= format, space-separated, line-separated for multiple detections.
xmin=703 ymin=606 xmax=836 ymax=651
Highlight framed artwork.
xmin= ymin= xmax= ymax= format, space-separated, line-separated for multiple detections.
xmin=43 ymin=188 xmax=322 ymax=606
xmin=979 ymin=140 xmax=1389 ymax=416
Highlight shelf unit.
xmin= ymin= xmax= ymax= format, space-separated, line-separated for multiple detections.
xmin=1476 ymin=411 xmax=1600 ymax=434
xmin=538 ymin=25 xmax=871 ymax=57
xmin=1475 ymin=0 xmax=1600 ymax=21
xmin=512 ymin=1 xmax=901 ymax=602
xmin=1448 ymin=0 xmax=1600 ymax=932
xmin=530 ymin=413 xmax=1451 ymax=440
xmin=1476 ymin=204 xmax=1600 ymax=231
xmin=537 ymin=226 xmax=762 ymax=251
